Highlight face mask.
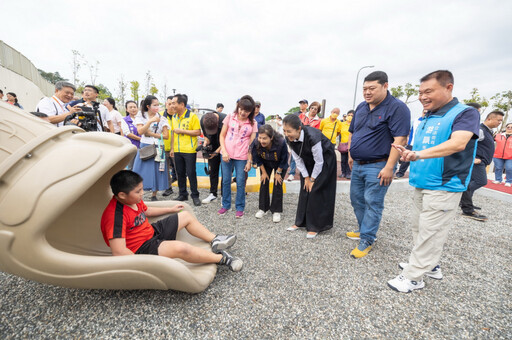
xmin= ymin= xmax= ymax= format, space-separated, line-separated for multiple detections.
xmin=347 ymin=116 xmax=353 ymax=122
xmin=331 ymin=114 xmax=338 ymax=120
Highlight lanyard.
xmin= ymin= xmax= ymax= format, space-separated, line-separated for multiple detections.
xmin=52 ymin=96 xmax=66 ymax=112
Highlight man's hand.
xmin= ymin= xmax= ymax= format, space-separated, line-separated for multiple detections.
xmin=474 ymin=158 xmax=482 ymax=164
xmin=392 ymin=144 xmax=418 ymax=162
xmin=69 ymin=105 xmax=81 ymax=114
xmin=174 ymin=128 xmax=183 ymax=134
xmin=348 ymin=153 xmax=354 ymax=170
xmin=377 ymin=166 xmax=394 ymax=186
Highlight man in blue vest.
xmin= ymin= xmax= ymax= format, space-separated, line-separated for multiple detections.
xmin=388 ymin=70 xmax=480 ymax=293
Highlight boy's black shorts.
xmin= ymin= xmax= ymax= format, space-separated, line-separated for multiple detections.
xmin=135 ymin=214 xmax=179 ymax=255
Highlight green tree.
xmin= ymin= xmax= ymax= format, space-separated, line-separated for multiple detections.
xmin=390 ymin=83 xmax=419 ymax=104
xmin=390 ymin=85 xmax=404 ymax=99
xmin=130 ymin=81 xmax=140 ymax=103
xmin=285 ymin=106 xmax=300 ymax=115
xmin=149 ymin=83 xmax=159 ymax=96
xmin=463 ymin=88 xmax=489 ymax=114
xmin=38 ymin=69 xmax=67 ymax=84
xmin=491 ymin=90 xmax=512 ymax=131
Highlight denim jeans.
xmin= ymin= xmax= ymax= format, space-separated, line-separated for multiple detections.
xmin=221 ymin=159 xmax=247 ymax=211
xmin=493 ymin=158 xmax=512 ymax=183
xmin=350 ymin=160 xmax=393 ymax=243
xmin=289 ymin=156 xmax=296 ymax=176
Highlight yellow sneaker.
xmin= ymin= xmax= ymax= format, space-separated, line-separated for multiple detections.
xmin=346 ymin=231 xmax=360 ymax=240
xmin=350 ymin=240 xmax=372 ymax=258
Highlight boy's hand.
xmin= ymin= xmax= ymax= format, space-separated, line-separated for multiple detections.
xmin=171 ymin=204 xmax=185 ymax=213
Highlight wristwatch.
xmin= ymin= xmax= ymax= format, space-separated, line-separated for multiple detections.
xmin=310 ymin=178 xmax=315 ymax=182
xmin=276 ymin=171 xmax=282 ymax=175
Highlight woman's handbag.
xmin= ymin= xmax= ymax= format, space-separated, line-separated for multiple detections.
xmin=337 ymin=142 xmax=349 ymax=153
xmin=139 ymin=144 xmax=157 ymax=160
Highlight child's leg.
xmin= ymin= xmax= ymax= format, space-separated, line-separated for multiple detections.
xmin=158 ymin=240 xmax=222 ymax=263
xmin=177 ymin=211 xmax=216 ymax=243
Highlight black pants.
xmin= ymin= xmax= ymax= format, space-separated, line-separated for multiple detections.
xmin=259 ymin=164 xmax=283 ymax=213
xmin=174 ymin=152 xmax=199 ymax=198
xmin=396 ymin=144 xmax=413 ymax=176
xmin=460 ymin=163 xmax=488 ymax=213
xmin=208 ymin=154 xmax=221 ymax=196
xmin=340 ymin=152 xmax=351 ymax=177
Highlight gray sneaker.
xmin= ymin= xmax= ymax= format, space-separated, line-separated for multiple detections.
xmin=399 ymin=262 xmax=443 ymax=280
xmin=219 ymin=251 xmax=243 ymax=272
xmin=211 ymin=234 xmax=237 ymax=254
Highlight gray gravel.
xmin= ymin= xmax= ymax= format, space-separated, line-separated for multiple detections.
xmin=1 ymin=189 xmax=511 ymax=339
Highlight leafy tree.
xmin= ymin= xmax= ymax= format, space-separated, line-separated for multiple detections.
xmin=150 ymin=83 xmax=159 ymax=96
xmin=76 ymin=83 xmax=112 ymax=101
xmin=463 ymin=88 xmax=489 ymax=114
xmin=491 ymin=90 xmax=512 ymax=131
xmin=130 ymin=81 xmax=140 ymax=103
xmin=285 ymin=106 xmax=300 ymax=115
xmin=38 ymin=69 xmax=67 ymax=84
xmin=390 ymin=83 xmax=419 ymax=104
xmin=390 ymin=85 xmax=404 ymax=99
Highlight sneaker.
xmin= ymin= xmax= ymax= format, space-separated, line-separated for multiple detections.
xmin=492 ymin=180 xmax=501 ymax=184
xmin=211 ymin=235 xmax=237 ymax=254
xmin=394 ymin=174 xmax=404 ymax=179
xmin=150 ymin=196 xmax=158 ymax=201
xmin=219 ymin=251 xmax=243 ymax=272
xmin=387 ymin=274 xmax=425 ymax=293
xmin=162 ymin=187 xmax=174 ymax=196
xmin=287 ymin=174 xmax=295 ymax=181
xmin=461 ymin=211 xmax=487 ymax=222
xmin=272 ymin=213 xmax=281 ymax=223
xmin=255 ymin=210 xmax=267 ymax=219
xmin=346 ymin=231 xmax=360 ymax=240
xmin=506 ymin=183 xmax=511 ymax=187
xmin=235 ymin=211 xmax=244 ymax=219
xmin=350 ymin=239 xmax=372 ymax=258
xmin=202 ymin=193 xmax=217 ymax=204
xmin=398 ymin=262 xmax=443 ymax=280
xmin=218 ymin=207 xmax=229 ymax=215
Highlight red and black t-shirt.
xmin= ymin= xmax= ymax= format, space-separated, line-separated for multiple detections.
xmin=101 ymin=197 xmax=155 ymax=253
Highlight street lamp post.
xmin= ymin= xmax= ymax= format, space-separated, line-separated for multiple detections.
xmin=352 ymin=65 xmax=374 ymax=110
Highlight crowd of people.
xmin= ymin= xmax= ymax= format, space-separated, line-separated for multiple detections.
xmin=13 ymin=69 xmax=511 ymax=293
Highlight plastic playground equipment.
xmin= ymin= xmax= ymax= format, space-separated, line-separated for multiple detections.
xmin=0 ymin=102 xmax=216 ymax=292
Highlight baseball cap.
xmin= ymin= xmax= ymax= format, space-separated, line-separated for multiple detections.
xmin=202 ymin=112 xmax=219 ymax=135
xmin=299 ymin=99 xmax=308 ymax=104
xmin=255 ymin=101 xmax=261 ymax=107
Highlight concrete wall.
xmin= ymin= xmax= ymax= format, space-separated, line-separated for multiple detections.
xmin=0 ymin=66 xmax=49 ymax=112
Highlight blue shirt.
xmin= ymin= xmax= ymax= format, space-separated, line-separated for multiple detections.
xmin=349 ymin=91 xmax=411 ymax=161
xmin=254 ymin=113 xmax=266 ymax=130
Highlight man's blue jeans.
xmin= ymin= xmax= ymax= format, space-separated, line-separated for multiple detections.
xmin=221 ymin=159 xmax=247 ymax=211
xmin=350 ymin=161 xmax=393 ymax=244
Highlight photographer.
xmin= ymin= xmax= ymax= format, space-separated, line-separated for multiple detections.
xmin=200 ymin=110 xmax=227 ymax=204
xmin=36 ymin=81 xmax=81 ymax=126
xmin=67 ymin=85 xmax=113 ymax=132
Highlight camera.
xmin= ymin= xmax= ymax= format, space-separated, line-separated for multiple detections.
xmin=196 ymin=144 xmax=216 ymax=159
xmin=63 ymin=102 xmax=102 ymax=132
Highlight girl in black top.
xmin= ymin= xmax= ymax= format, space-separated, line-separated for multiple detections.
xmin=251 ymin=125 xmax=289 ymax=222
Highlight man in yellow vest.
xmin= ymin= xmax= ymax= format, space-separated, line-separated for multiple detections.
xmin=161 ymin=96 xmax=177 ymax=196
xmin=170 ymin=94 xmax=202 ymax=206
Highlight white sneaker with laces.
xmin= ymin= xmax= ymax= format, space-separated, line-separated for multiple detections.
xmin=255 ymin=210 xmax=267 ymax=219
xmin=287 ymin=174 xmax=294 ymax=181
xmin=505 ymin=183 xmax=511 ymax=187
xmin=387 ymin=274 xmax=425 ymax=293
xmin=398 ymin=262 xmax=443 ymax=280
xmin=201 ymin=193 xmax=217 ymax=204
xmin=272 ymin=213 xmax=281 ymax=223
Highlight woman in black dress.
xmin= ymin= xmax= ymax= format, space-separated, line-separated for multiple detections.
xmin=282 ymin=114 xmax=337 ymax=238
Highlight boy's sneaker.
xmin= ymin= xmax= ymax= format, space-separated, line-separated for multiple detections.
xmin=218 ymin=207 xmax=229 ymax=215
xmin=287 ymin=174 xmax=295 ymax=181
xmin=162 ymin=187 xmax=174 ymax=196
xmin=398 ymin=263 xmax=443 ymax=280
xmin=273 ymin=213 xmax=281 ymax=223
xmin=461 ymin=211 xmax=488 ymax=222
xmin=202 ymin=193 xmax=217 ymax=204
xmin=211 ymin=235 xmax=237 ymax=254
xmin=387 ymin=274 xmax=425 ymax=293
xmin=346 ymin=231 xmax=360 ymax=240
xmin=255 ymin=210 xmax=267 ymax=219
xmin=219 ymin=251 xmax=243 ymax=272
xmin=350 ymin=239 xmax=372 ymax=258
xmin=235 ymin=211 xmax=244 ymax=219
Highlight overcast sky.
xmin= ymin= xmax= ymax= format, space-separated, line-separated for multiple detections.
xmin=2 ymin=0 xmax=512 ymax=118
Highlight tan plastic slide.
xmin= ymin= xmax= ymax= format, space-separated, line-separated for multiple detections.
xmin=0 ymin=102 xmax=216 ymax=292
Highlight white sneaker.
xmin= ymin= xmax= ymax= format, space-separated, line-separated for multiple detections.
xmin=272 ymin=213 xmax=281 ymax=223
xmin=201 ymin=193 xmax=217 ymax=204
xmin=255 ymin=210 xmax=267 ymax=219
xmin=505 ymin=183 xmax=511 ymax=187
xmin=387 ymin=274 xmax=425 ymax=293
xmin=492 ymin=180 xmax=501 ymax=184
xmin=398 ymin=262 xmax=443 ymax=280
xmin=287 ymin=174 xmax=295 ymax=181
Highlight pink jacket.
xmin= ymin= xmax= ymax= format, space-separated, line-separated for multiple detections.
xmin=223 ymin=113 xmax=258 ymax=160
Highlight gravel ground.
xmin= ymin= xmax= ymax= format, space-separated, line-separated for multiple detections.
xmin=1 ymin=189 xmax=510 ymax=339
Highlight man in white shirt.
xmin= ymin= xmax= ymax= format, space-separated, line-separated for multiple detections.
xmin=36 ymin=81 xmax=81 ymax=127
xmin=67 ymin=85 xmax=113 ymax=132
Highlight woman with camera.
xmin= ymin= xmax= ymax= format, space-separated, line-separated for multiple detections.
xmin=218 ymin=95 xmax=258 ymax=218
xmin=251 ymin=124 xmax=289 ymax=223
xmin=132 ymin=95 xmax=170 ymax=201
xmin=121 ymin=100 xmax=142 ymax=170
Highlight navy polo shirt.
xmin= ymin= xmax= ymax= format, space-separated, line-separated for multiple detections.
xmin=349 ymin=91 xmax=410 ymax=161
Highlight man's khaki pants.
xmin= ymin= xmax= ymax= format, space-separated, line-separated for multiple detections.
xmin=403 ymin=188 xmax=462 ymax=281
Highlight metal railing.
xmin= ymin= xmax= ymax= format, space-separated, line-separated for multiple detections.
xmin=0 ymin=40 xmax=54 ymax=96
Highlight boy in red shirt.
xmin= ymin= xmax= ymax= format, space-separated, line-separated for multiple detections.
xmin=101 ymin=170 xmax=242 ymax=271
